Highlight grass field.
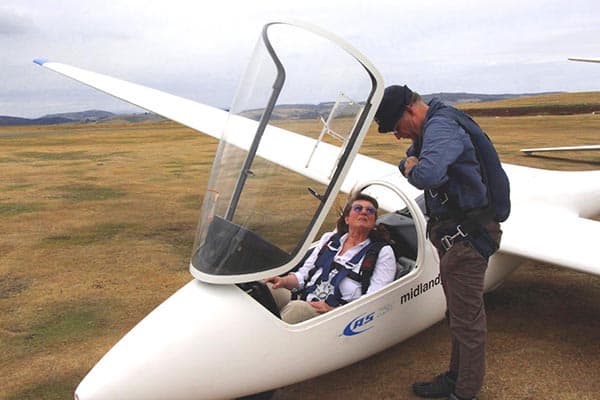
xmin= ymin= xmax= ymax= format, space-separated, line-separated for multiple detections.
xmin=1 ymin=104 xmax=599 ymax=399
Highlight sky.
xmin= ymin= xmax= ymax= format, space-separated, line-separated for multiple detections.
xmin=2 ymin=0 xmax=600 ymax=118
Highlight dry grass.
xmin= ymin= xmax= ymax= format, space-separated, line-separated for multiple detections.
xmin=1 ymin=121 xmax=212 ymax=399
xmin=459 ymin=91 xmax=600 ymax=109
xmin=1 ymin=105 xmax=599 ymax=399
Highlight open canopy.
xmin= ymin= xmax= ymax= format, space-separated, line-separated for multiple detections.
xmin=190 ymin=22 xmax=383 ymax=284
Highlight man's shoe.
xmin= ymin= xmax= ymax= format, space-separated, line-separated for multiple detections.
xmin=412 ymin=372 xmax=456 ymax=398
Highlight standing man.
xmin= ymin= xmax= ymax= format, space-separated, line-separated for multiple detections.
xmin=374 ymin=85 xmax=509 ymax=400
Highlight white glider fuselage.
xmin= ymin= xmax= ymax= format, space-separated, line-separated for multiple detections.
xmin=73 ymin=229 xmax=526 ymax=400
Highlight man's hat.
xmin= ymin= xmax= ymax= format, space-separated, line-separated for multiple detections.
xmin=374 ymin=85 xmax=413 ymax=133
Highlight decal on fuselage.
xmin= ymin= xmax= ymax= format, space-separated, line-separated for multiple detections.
xmin=400 ymin=273 xmax=441 ymax=305
xmin=342 ymin=304 xmax=392 ymax=336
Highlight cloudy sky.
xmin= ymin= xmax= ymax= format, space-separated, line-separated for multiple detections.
xmin=2 ymin=0 xmax=600 ymax=118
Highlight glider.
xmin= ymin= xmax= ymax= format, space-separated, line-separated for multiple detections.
xmin=568 ymin=57 xmax=600 ymax=63
xmin=521 ymin=144 xmax=600 ymax=155
xmin=35 ymin=22 xmax=600 ymax=400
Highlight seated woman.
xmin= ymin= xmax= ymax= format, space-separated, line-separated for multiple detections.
xmin=265 ymin=193 xmax=396 ymax=323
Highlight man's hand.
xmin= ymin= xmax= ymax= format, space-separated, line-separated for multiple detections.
xmin=403 ymin=156 xmax=419 ymax=176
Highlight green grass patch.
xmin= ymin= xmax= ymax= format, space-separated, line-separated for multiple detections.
xmin=15 ymin=151 xmax=92 ymax=161
xmin=6 ymin=376 xmax=78 ymax=400
xmin=56 ymin=184 xmax=126 ymax=201
xmin=0 ymin=273 xmax=31 ymax=299
xmin=0 ymin=202 xmax=43 ymax=216
xmin=164 ymin=160 xmax=186 ymax=176
xmin=2 ymin=300 xmax=113 ymax=366
xmin=0 ymin=156 xmax=15 ymax=163
xmin=43 ymin=223 xmax=129 ymax=246
xmin=140 ymin=222 xmax=196 ymax=260
xmin=2 ymin=183 xmax=35 ymax=191
xmin=26 ymin=302 xmax=109 ymax=348
xmin=180 ymin=193 xmax=203 ymax=209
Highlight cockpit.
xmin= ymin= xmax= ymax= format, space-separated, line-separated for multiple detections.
xmin=189 ymin=22 xmax=384 ymax=284
xmin=188 ymin=23 xmax=426 ymax=317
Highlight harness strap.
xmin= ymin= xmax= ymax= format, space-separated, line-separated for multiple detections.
xmin=356 ymin=240 xmax=387 ymax=294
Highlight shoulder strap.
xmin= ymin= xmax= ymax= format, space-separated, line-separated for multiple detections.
xmin=345 ymin=240 xmax=388 ymax=294
xmin=307 ymin=233 xmax=341 ymax=282
xmin=358 ymin=241 xmax=387 ymax=294
xmin=301 ymin=233 xmax=341 ymax=299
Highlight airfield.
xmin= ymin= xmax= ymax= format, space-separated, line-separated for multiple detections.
xmin=1 ymin=93 xmax=599 ymax=399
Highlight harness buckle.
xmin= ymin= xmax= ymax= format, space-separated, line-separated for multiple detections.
xmin=440 ymin=193 xmax=449 ymax=205
xmin=440 ymin=224 xmax=468 ymax=251
xmin=429 ymin=189 xmax=449 ymax=205
xmin=327 ymin=241 xmax=340 ymax=252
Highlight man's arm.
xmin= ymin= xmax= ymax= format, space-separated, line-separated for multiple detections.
xmin=406 ymin=118 xmax=464 ymax=189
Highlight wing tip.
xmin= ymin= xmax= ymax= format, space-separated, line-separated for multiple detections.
xmin=33 ymin=58 xmax=48 ymax=66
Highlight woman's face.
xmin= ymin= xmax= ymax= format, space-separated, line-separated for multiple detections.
xmin=345 ymin=199 xmax=377 ymax=233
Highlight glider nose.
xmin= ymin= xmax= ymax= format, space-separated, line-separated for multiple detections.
xmin=73 ymin=280 xmax=250 ymax=400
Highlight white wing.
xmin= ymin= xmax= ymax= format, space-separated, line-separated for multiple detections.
xmin=34 ymin=59 xmax=228 ymax=141
xmin=501 ymin=209 xmax=600 ymax=276
xmin=499 ymin=165 xmax=600 ymax=276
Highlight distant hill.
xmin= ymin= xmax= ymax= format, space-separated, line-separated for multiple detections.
xmin=44 ymin=110 xmax=115 ymax=121
xmin=421 ymin=92 xmax=560 ymax=104
xmin=0 ymin=110 xmax=115 ymax=126
xmin=0 ymin=110 xmax=165 ymax=126
xmin=0 ymin=115 xmax=74 ymax=126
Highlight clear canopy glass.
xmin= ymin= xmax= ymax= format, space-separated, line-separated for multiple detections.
xmin=190 ymin=22 xmax=380 ymax=283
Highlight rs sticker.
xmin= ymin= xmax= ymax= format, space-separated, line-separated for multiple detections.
xmin=342 ymin=312 xmax=374 ymax=336
xmin=341 ymin=304 xmax=392 ymax=337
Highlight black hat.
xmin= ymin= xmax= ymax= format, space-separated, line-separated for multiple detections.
xmin=374 ymin=85 xmax=413 ymax=133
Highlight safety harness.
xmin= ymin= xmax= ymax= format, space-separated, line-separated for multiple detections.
xmin=426 ymin=106 xmax=510 ymax=259
xmin=300 ymin=233 xmax=387 ymax=307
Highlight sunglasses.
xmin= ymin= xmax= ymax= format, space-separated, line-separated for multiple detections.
xmin=351 ymin=204 xmax=376 ymax=215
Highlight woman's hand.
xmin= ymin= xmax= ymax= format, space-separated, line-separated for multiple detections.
xmin=308 ymin=300 xmax=335 ymax=314
xmin=264 ymin=274 xmax=298 ymax=290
